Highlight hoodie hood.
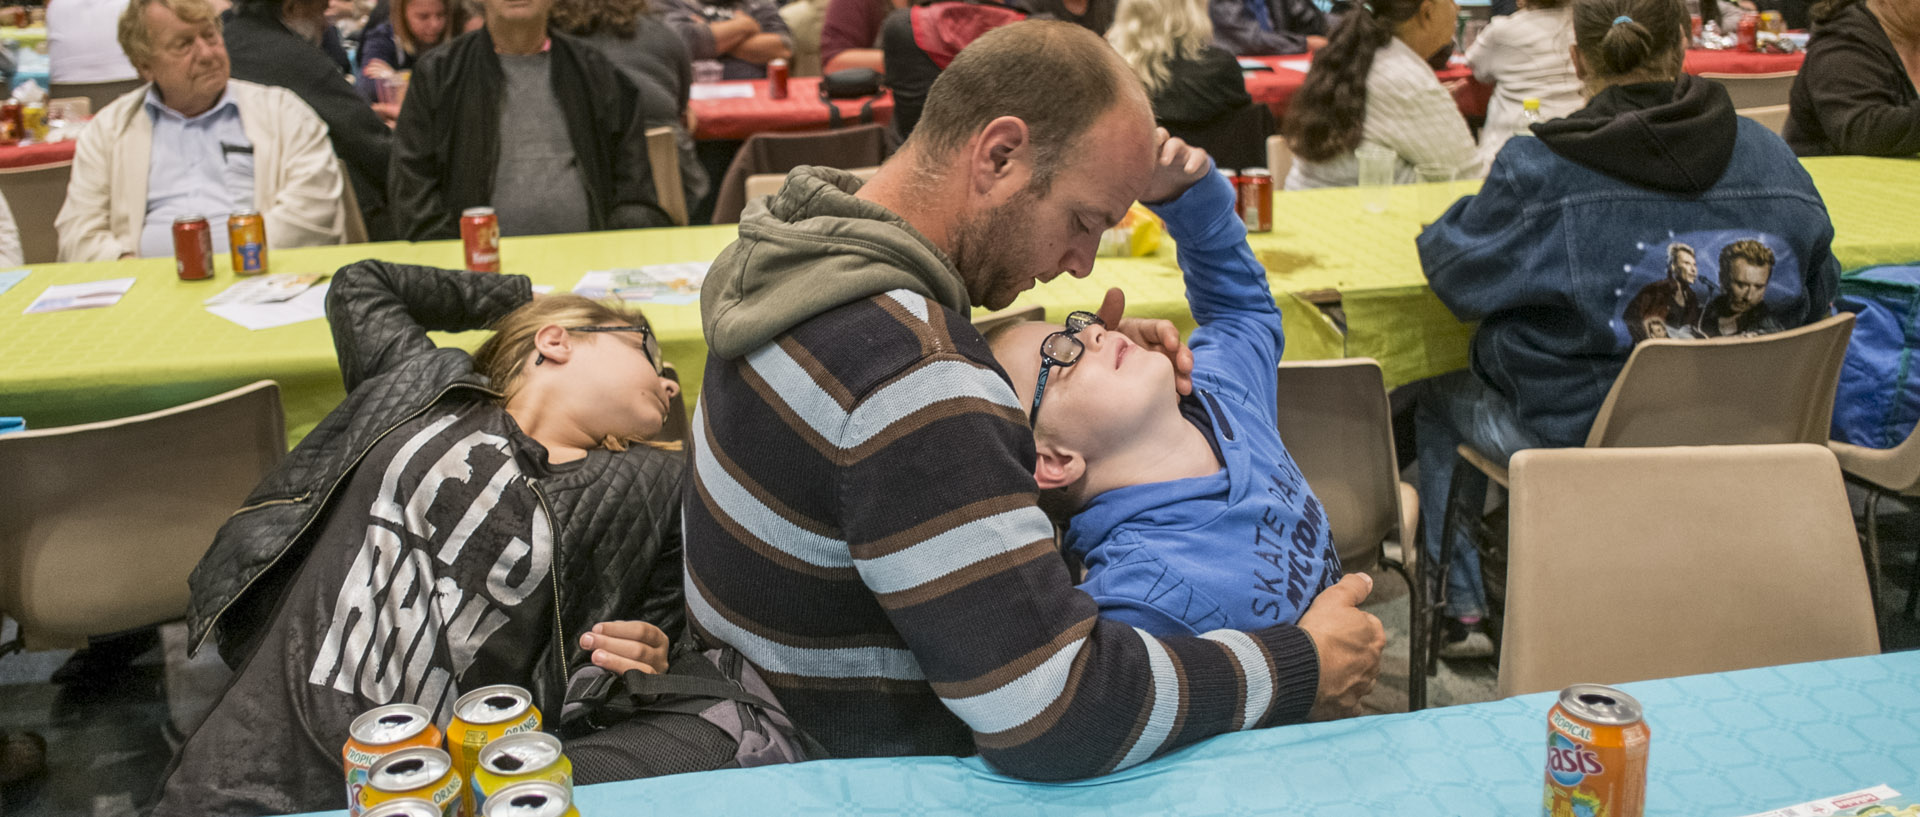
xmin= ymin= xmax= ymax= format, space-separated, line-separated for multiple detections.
xmin=701 ymin=166 xmax=971 ymax=360
xmin=1531 ymin=74 xmax=1739 ymax=194
xmin=912 ymin=2 xmax=1028 ymax=69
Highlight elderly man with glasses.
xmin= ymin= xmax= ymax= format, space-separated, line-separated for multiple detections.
xmin=54 ymin=0 xmax=349 ymax=262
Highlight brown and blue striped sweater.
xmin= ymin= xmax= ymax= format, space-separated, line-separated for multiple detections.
xmin=685 ymin=167 xmax=1321 ymax=781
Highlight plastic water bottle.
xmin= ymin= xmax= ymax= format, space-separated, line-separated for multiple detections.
xmin=1514 ymin=97 xmax=1543 ymax=137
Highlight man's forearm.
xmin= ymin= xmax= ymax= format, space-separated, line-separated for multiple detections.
xmin=709 ymin=16 xmax=759 ymax=56
xmin=730 ymin=32 xmax=791 ymax=64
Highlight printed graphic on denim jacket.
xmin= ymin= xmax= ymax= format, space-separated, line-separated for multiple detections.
xmin=1614 ymin=231 xmax=1798 ymax=345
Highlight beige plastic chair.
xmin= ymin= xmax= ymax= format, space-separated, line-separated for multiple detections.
xmin=1702 ymin=71 xmax=1798 ymax=110
xmin=968 ymin=304 xmax=1045 ymax=336
xmin=0 ymin=382 xmax=286 ymax=653
xmin=0 ymin=160 xmax=72 ymax=264
xmin=1272 ymin=359 xmax=1421 ymax=703
xmin=1739 ymin=104 xmax=1791 ymax=136
xmin=1496 ymin=444 xmax=1879 ymax=698
xmin=743 ymin=165 xmax=880 ymax=206
xmin=1435 ymin=313 xmax=1858 ymax=683
xmin=339 ymin=157 xmax=369 ymax=244
xmin=1264 ymin=135 xmax=1294 ymax=181
xmin=645 ymin=126 xmax=690 ymax=227
xmin=1830 ymin=425 xmax=1920 ymax=618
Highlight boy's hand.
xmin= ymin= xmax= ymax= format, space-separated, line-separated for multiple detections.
xmin=579 ymin=621 xmax=670 ymax=675
xmin=1140 ymin=129 xmax=1213 ymax=205
xmin=1096 ymin=287 xmax=1194 ymax=395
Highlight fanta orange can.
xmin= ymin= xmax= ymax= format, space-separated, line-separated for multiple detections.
xmin=1543 ymin=684 xmax=1650 ymax=817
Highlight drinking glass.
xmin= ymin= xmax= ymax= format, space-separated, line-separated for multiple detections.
xmin=1357 ymin=144 xmax=1395 ymax=214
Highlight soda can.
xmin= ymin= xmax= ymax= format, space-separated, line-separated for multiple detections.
xmin=1737 ymin=12 xmax=1759 ymax=51
xmin=1543 ymin=684 xmax=1650 ymax=817
xmin=448 ymin=685 xmax=542 ymax=811
xmin=363 ymin=747 xmax=464 ymax=817
xmin=344 ymin=703 xmax=443 ymax=816
xmin=482 ymin=781 xmax=579 ymax=817
xmin=1237 ymin=168 xmax=1273 ymax=233
xmin=1690 ymin=13 xmax=1703 ymax=43
xmin=0 ymin=99 xmax=20 ymax=146
xmin=768 ymin=58 xmax=790 ymax=100
xmin=471 ymin=732 xmax=571 ymax=814
xmin=173 ymin=215 xmax=214 ymax=281
xmin=363 ymin=798 xmax=449 ymax=817
xmin=228 ymin=208 xmax=268 ymax=275
xmin=460 ymin=207 xmax=501 ymax=273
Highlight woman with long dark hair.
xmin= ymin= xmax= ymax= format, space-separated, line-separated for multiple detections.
xmin=1408 ymin=0 xmax=1839 ymax=658
xmin=1784 ymin=0 xmax=1920 ymax=156
xmin=1280 ymin=0 xmax=1479 ymax=188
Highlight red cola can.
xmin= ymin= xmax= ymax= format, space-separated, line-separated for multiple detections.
xmin=173 ymin=215 xmax=214 ymax=281
xmin=461 ymin=207 xmax=501 ymax=273
xmin=1237 ymin=167 xmax=1273 ymax=233
xmin=1737 ymin=12 xmax=1758 ymax=51
xmin=0 ymin=99 xmax=21 ymax=146
xmin=228 ymin=208 xmax=268 ymax=275
xmin=768 ymin=59 xmax=790 ymax=100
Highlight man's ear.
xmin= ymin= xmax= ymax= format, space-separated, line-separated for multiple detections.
xmin=1033 ymin=442 xmax=1085 ymax=492
xmin=968 ymin=115 xmax=1035 ymax=201
xmin=532 ymin=324 xmax=574 ymax=366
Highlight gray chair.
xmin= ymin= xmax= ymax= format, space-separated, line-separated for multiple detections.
xmin=0 ymin=159 xmax=71 ymax=264
xmin=1497 ymin=444 xmax=1879 ymax=697
xmin=0 ymin=382 xmax=285 ymax=654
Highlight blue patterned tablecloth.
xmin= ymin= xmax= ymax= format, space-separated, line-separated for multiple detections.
xmin=292 ymin=651 xmax=1920 ymax=816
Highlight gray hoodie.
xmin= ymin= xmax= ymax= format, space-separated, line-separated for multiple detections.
xmin=701 ymin=167 xmax=972 ymax=359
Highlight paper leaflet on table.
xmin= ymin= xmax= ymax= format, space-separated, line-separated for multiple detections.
xmin=690 ymin=84 xmax=755 ymax=101
xmin=206 ymin=283 xmax=331 ymax=330
xmin=0 ymin=269 xmax=28 ymax=297
xmin=23 ymin=277 xmax=136 ymax=314
xmin=1737 ymin=785 xmax=1915 ymax=817
xmin=203 ymin=273 xmax=325 ymax=306
xmin=573 ymin=262 xmax=709 ymax=305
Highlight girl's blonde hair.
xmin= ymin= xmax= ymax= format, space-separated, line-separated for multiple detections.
xmin=1106 ymin=0 xmax=1216 ymax=95
xmin=473 ymin=295 xmax=674 ymax=451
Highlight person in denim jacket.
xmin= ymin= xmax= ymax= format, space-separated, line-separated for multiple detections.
xmin=1408 ymin=0 xmax=1840 ymax=658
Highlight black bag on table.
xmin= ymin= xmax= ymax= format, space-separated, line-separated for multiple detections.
xmin=557 ymin=647 xmax=825 ymax=784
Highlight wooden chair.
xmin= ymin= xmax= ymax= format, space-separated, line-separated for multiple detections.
xmin=1497 ymin=444 xmax=1878 ymax=697
xmin=0 ymin=382 xmax=286 ymax=654
xmin=1424 ymin=314 xmax=1859 ymax=690
xmin=711 ymin=124 xmax=891 ymax=225
xmin=1830 ymin=422 xmax=1920 ymax=621
xmin=1739 ymin=104 xmax=1791 ymax=136
xmin=1265 ymin=135 xmax=1295 ymax=181
xmin=0 ymin=160 xmax=71 ymax=264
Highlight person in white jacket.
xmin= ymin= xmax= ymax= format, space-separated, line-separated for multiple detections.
xmin=1465 ymin=0 xmax=1582 ymax=167
xmin=54 ymin=0 xmax=346 ymax=263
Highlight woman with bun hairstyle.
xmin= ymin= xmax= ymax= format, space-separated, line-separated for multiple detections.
xmin=1280 ymin=0 xmax=1480 ymax=189
xmin=1407 ymin=0 xmax=1839 ymax=658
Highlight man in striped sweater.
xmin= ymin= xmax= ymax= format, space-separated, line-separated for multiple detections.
xmin=686 ymin=20 xmax=1384 ymax=781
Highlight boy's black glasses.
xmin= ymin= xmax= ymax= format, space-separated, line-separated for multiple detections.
xmin=570 ymin=324 xmax=663 ymax=372
xmin=1029 ymin=311 xmax=1103 ymax=426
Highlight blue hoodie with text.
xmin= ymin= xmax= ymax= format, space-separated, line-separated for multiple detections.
xmin=1064 ymin=170 xmax=1342 ymax=636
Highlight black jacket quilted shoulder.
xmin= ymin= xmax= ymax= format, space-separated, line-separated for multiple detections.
xmin=185 ymin=260 xmax=686 ymax=715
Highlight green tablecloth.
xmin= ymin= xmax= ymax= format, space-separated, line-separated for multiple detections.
xmin=3 ymin=156 xmax=1915 ymax=444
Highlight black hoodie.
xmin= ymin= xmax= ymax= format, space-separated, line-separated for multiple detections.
xmin=1531 ymin=74 xmax=1740 ymax=194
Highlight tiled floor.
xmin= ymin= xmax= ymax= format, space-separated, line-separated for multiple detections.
xmin=2 ymin=494 xmax=1915 ymax=816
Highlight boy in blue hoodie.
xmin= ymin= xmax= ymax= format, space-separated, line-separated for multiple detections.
xmin=989 ymin=135 xmax=1349 ymax=636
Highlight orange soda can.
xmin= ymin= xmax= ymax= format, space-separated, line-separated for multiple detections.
xmin=471 ymin=732 xmax=572 ymax=815
xmin=461 ymin=207 xmax=501 ymax=273
xmin=447 ymin=685 xmax=542 ymax=815
xmin=344 ymin=703 xmax=443 ymax=815
xmin=363 ymin=799 xmax=449 ymax=817
xmin=1543 ymin=684 xmax=1650 ymax=817
xmin=362 ymin=747 xmax=464 ymax=817
xmin=482 ymin=781 xmax=579 ymax=817
xmin=228 ymin=208 xmax=268 ymax=275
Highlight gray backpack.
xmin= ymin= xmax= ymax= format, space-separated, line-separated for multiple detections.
xmin=557 ymin=647 xmax=826 ymax=783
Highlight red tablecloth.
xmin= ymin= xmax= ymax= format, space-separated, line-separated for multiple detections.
xmin=1244 ymin=47 xmax=1802 ymax=122
xmin=0 ymin=139 xmax=75 ymax=170
xmin=690 ymin=77 xmax=895 ymax=141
